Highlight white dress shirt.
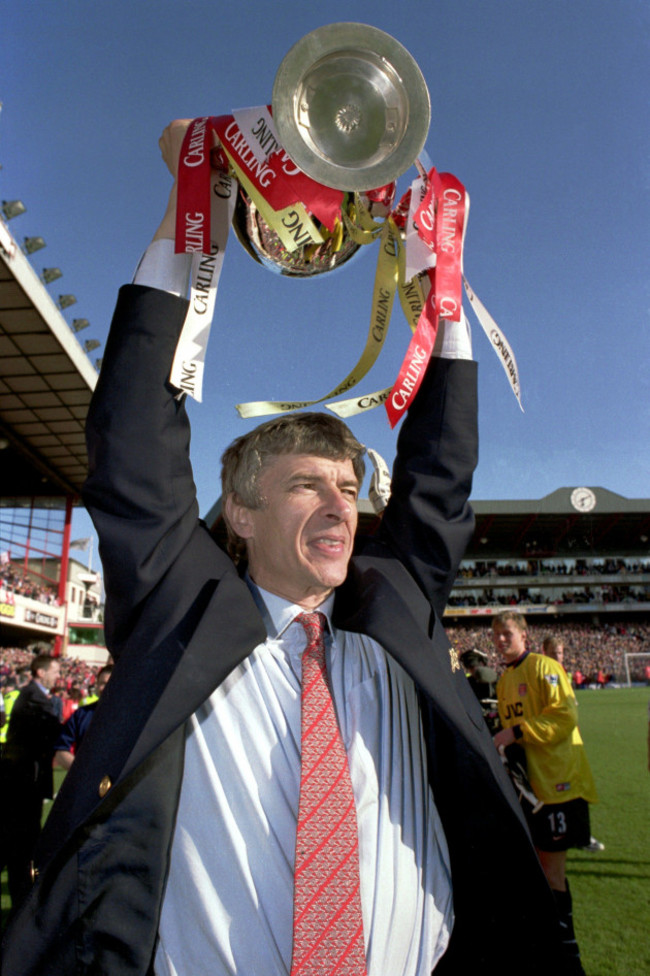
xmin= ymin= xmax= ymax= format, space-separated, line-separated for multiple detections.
xmin=155 ymin=587 xmax=453 ymax=976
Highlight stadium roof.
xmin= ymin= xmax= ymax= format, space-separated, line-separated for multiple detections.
xmin=206 ymin=485 xmax=650 ymax=561
xmin=0 ymin=219 xmax=97 ymax=503
xmin=469 ymin=487 xmax=650 ymax=559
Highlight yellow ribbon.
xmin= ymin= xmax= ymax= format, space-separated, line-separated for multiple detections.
xmin=236 ymin=219 xmax=399 ymax=418
xmin=221 ymin=146 xmax=322 ymax=253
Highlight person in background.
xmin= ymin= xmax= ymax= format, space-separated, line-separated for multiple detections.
xmin=53 ymin=666 xmax=113 ymax=770
xmin=542 ymin=635 xmax=605 ymax=854
xmin=0 ymin=672 xmax=29 ymax=749
xmin=493 ymin=612 xmax=599 ymax=976
xmin=61 ymin=684 xmax=83 ymax=722
xmin=0 ymin=653 xmax=61 ymax=909
xmin=460 ymin=648 xmax=499 ymax=733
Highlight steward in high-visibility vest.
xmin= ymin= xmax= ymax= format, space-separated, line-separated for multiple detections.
xmin=0 ymin=688 xmax=21 ymax=746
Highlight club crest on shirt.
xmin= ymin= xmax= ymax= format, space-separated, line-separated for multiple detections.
xmin=518 ymin=683 xmax=527 ymax=696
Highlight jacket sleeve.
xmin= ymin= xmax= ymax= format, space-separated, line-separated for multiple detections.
xmin=82 ymin=284 xmax=204 ymax=651
xmin=378 ymin=356 xmax=478 ymax=618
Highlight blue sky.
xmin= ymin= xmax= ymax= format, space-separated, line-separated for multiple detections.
xmin=2 ymin=0 xmax=649 ymax=560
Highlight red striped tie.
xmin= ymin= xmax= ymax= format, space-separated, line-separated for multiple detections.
xmin=290 ymin=612 xmax=367 ymax=976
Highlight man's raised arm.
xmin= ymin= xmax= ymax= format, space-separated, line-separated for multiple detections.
xmin=379 ymin=324 xmax=478 ymax=619
xmin=82 ymin=122 xmax=221 ymax=644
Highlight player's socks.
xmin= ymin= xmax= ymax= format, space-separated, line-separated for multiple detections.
xmin=553 ymin=881 xmax=586 ymax=975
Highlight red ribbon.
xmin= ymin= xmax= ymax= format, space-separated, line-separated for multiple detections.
xmin=212 ymin=111 xmax=344 ymax=230
xmin=175 ymin=113 xmax=391 ymax=260
xmin=175 ymin=116 xmax=229 ymax=254
xmin=385 ymin=169 xmax=467 ymax=428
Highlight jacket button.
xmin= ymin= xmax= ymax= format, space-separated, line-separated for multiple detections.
xmin=98 ymin=775 xmax=112 ymax=798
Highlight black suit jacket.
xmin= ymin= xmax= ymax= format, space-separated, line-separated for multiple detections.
xmin=1 ymin=680 xmax=61 ymax=803
xmin=2 ymin=286 xmax=564 ymax=975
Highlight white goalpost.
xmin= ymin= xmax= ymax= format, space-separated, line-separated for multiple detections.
xmin=623 ymin=652 xmax=650 ymax=687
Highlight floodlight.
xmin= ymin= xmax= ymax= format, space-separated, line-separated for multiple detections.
xmin=2 ymin=199 xmax=26 ymax=220
xmin=58 ymin=294 xmax=77 ymax=309
xmin=23 ymin=236 xmax=46 ymax=254
xmin=83 ymin=339 xmax=101 ymax=352
xmin=72 ymin=318 xmax=90 ymax=332
xmin=41 ymin=267 xmax=63 ymax=284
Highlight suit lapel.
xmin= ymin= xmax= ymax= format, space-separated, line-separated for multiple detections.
xmin=121 ymin=572 xmax=266 ymax=780
xmin=334 ymin=560 xmax=478 ymax=738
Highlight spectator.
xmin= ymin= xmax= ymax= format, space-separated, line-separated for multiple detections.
xmin=53 ymin=666 xmax=113 ymax=770
xmin=61 ymin=685 xmax=83 ymax=722
xmin=460 ymin=648 xmax=499 ymax=733
xmin=0 ymin=653 xmax=62 ymax=909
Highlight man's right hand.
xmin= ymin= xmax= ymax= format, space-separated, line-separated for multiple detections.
xmin=158 ymin=119 xmax=194 ymax=180
xmin=153 ymin=119 xmax=221 ymax=242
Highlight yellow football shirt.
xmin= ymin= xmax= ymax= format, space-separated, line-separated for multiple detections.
xmin=497 ymin=652 xmax=598 ymax=804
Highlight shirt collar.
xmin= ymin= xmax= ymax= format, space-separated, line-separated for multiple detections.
xmin=506 ymin=650 xmax=529 ymax=670
xmin=245 ymin=574 xmax=335 ymax=639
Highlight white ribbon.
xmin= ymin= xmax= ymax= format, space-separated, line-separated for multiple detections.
xmin=328 ymin=280 xmax=524 ymax=419
xmin=231 ymin=105 xmax=282 ymax=165
xmin=366 ymin=446 xmax=392 ymax=512
xmin=463 ymin=277 xmax=524 ymax=411
xmin=170 ymin=169 xmax=237 ymax=401
xmin=404 ymin=174 xmax=437 ymax=281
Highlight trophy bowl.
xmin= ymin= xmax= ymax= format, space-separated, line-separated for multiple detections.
xmin=272 ymin=22 xmax=431 ymax=191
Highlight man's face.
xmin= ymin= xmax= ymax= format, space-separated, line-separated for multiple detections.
xmin=492 ymin=620 xmax=527 ymax=664
xmin=37 ymin=661 xmax=60 ymax=690
xmin=96 ymin=671 xmax=111 ymax=696
xmin=229 ymin=453 xmax=359 ymax=609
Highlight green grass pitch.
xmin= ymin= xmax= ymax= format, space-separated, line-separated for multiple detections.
xmin=566 ymin=687 xmax=649 ymax=976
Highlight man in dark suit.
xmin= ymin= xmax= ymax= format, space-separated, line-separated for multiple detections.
xmin=0 ymin=653 xmax=61 ymax=909
xmin=2 ymin=123 xmax=567 ymax=975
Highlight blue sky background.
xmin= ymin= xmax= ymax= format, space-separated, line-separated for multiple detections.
xmin=2 ymin=0 xmax=649 ymax=563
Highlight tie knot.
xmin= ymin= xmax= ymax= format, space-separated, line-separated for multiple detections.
xmin=296 ymin=611 xmax=327 ymax=645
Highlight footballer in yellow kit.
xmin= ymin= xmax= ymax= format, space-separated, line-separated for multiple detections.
xmin=492 ymin=611 xmax=599 ymax=976
xmin=497 ymin=650 xmax=597 ymax=805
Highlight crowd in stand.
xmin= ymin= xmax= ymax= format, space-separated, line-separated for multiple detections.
xmin=456 ymin=558 xmax=650 ymax=579
xmin=446 ymin=619 xmax=650 ymax=684
xmin=0 ymin=568 xmax=60 ymax=607
xmin=448 ymin=559 xmax=650 ymax=609
xmin=0 ymin=646 xmax=104 ymax=703
xmin=447 ymin=584 xmax=650 ymax=608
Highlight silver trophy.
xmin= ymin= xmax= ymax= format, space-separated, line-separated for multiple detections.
xmin=232 ymin=22 xmax=431 ymax=276
xmin=272 ymin=22 xmax=431 ymax=191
